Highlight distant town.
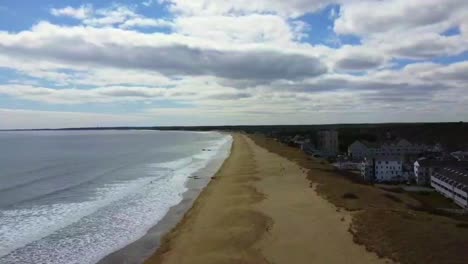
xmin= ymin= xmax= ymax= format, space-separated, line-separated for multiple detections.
xmin=263 ymin=125 xmax=468 ymax=210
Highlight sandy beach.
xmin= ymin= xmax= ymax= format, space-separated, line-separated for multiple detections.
xmin=145 ymin=134 xmax=391 ymax=264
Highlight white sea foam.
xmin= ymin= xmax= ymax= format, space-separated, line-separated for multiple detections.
xmin=0 ymin=177 xmax=154 ymax=258
xmin=0 ymin=134 xmax=232 ymax=264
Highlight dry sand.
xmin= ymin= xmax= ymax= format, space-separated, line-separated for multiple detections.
xmin=146 ymin=134 xmax=392 ymax=264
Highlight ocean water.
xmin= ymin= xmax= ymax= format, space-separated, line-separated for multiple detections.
xmin=0 ymin=130 xmax=232 ymax=264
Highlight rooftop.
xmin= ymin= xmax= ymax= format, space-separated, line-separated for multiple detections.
xmin=433 ymin=167 xmax=468 ymax=190
xmin=365 ymin=155 xmax=404 ymax=161
xmin=417 ymin=159 xmax=468 ymax=168
xmin=357 ymin=138 xmax=424 ymax=149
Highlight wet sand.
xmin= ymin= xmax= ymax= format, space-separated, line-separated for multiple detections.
xmin=146 ymin=134 xmax=392 ymax=264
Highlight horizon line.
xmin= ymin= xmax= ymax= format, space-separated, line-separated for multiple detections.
xmin=1 ymin=121 xmax=466 ymax=132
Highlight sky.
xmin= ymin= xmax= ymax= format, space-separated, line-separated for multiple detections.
xmin=0 ymin=0 xmax=467 ymax=129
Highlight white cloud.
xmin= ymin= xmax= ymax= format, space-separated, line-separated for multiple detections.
xmin=50 ymin=5 xmax=93 ymax=19
xmin=84 ymin=5 xmax=168 ymax=29
xmin=2 ymin=1 xmax=468 ymax=127
xmin=333 ymin=0 xmax=468 ymax=60
xmin=0 ymin=84 xmax=185 ymax=104
xmin=400 ymin=61 xmax=468 ymax=84
xmin=461 ymin=18 xmax=468 ymax=35
xmin=142 ymin=0 xmax=155 ymax=7
xmin=174 ymin=14 xmax=306 ymax=44
xmin=161 ymin=0 xmax=334 ymax=17
xmin=0 ymin=22 xmax=326 ymax=82
xmin=51 ymin=4 xmax=172 ymax=29
xmin=334 ymin=0 xmax=468 ymax=36
xmin=75 ymin=68 xmax=174 ymax=87
xmin=332 ymin=46 xmax=387 ymax=71
xmin=382 ymin=33 xmax=468 ymax=59
xmin=0 ymin=108 xmax=153 ymax=129
xmin=82 ymin=6 xmax=135 ymax=27
xmin=119 ymin=17 xmax=173 ymax=29
xmin=0 ymin=79 xmax=256 ymax=105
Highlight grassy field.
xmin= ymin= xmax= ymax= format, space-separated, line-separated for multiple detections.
xmin=407 ymin=191 xmax=459 ymax=209
xmin=249 ymin=134 xmax=468 ymax=264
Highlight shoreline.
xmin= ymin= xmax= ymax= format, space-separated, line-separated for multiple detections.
xmin=98 ymin=134 xmax=232 ymax=264
xmin=145 ymin=134 xmax=390 ymax=264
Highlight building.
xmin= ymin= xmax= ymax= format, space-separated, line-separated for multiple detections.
xmin=317 ymin=130 xmax=339 ymax=156
xmin=348 ymin=140 xmax=378 ymax=160
xmin=431 ymin=167 xmax=468 ymax=208
xmin=377 ymin=139 xmax=427 ymax=156
xmin=348 ymin=139 xmax=427 ymax=161
xmin=361 ymin=158 xmax=374 ymax=182
xmin=414 ymin=159 xmax=433 ymax=186
xmin=414 ymin=159 xmax=468 ymax=186
xmin=361 ymin=155 xmax=405 ymax=182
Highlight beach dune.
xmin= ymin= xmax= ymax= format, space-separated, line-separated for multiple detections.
xmin=146 ymin=134 xmax=390 ymax=264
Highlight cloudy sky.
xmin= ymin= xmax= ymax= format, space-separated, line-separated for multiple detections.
xmin=0 ymin=0 xmax=467 ymax=129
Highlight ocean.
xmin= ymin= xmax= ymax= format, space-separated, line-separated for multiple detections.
xmin=0 ymin=130 xmax=232 ymax=264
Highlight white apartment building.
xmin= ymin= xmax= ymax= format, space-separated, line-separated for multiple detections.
xmin=431 ymin=168 xmax=468 ymax=208
xmin=361 ymin=155 xmax=404 ymax=182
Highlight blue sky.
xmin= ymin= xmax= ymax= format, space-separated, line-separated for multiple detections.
xmin=0 ymin=0 xmax=467 ymax=129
